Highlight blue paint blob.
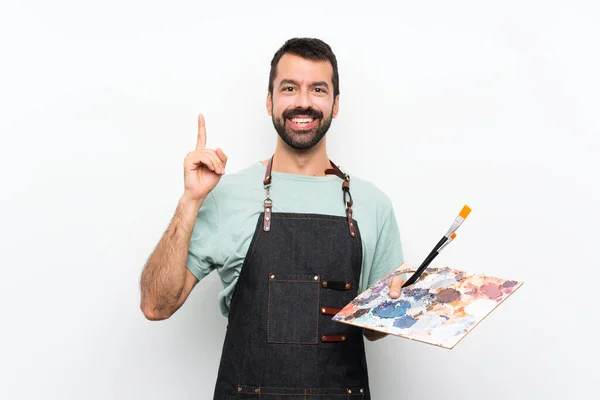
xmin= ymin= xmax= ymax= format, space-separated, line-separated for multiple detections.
xmin=372 ymin=300 xmax=410 ymax=319
xmin=393 ymin=315 xmax=417 ymax=329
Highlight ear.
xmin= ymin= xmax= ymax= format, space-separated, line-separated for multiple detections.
xmin=332 ymin=94 xmax=340 ymax=118
xmin=266 ymin=92 xmax=273 ymax=116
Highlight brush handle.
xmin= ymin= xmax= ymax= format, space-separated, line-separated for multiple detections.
xmin=402 ymin=247 xmax=441 ymax=287
xmin=402 ymin=236 xmax=447 ymax=288
xmin=426 ymin=236 xmax=448 ymax=260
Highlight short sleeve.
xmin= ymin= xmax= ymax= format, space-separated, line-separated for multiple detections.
xmin=368 ymin=205 xmax=404 ymax=287
xmin=186 ymin=191 xmax=220 ymax=281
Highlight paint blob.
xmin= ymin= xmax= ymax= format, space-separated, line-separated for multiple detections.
xmin=481 ymin=283 xmax=503 ymax=299
xmin=372 ymin=300 xmax=410 ymax=319
xmin=394 ymin=315 xmax=418 ymax=329
xmin=435 ymin=288 xmax=461 ymax=303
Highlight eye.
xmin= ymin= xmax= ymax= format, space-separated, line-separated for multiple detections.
xmin=314 ymin=87 xmax=327 ymax=93
xmin=282 ymin=86 xmax=295 ymax=92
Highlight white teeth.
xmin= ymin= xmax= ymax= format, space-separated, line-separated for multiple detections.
xmin=291 ymin=118 xmax=314 ymax=124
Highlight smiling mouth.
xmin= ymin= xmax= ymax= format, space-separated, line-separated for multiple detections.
xmin=286 ymin=116 xmax=319 ymax=130
xmin=289 ymin=117 xmax=314 ymax=124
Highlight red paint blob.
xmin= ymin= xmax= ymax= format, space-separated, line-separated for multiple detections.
xmin=481 ymin=283 xmax=503 ymax=299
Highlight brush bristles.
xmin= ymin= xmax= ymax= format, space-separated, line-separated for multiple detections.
xmin=459 ymin=205 xmax=471 ymax=219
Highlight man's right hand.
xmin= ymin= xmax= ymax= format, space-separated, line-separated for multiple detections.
xmin=183 ymin=114 xmax=228 ymax=202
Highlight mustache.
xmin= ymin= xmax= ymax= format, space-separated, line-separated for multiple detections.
xmin=282 ymin=107 xmax=323 ymax=120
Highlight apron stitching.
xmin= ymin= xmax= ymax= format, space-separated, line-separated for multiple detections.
xmin=267 ymin=278 xmax=272 ymax=343
xmin=229 ymin=217 xmax=264 ymax=313
xmin=267 ymin=279 xmax=319 ymax=344
xmin=273 ymin=216 xmax=348 ymax=222
xmin=267 ymin=340 xmax=318 ymax=345
xmin=240 ymin=391 xmax=358 ymax=396
xmin=316 ymin=280 xmax=320 ymax=343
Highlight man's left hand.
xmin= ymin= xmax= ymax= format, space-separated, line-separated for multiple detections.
xmin=388 ymin=264 xmax=410 ymax=299
xmin=362 ymin=263 xmax=412 ymax=341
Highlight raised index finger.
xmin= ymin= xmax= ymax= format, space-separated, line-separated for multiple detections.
xmin=196 ymin=113 xmax=207 ymax=150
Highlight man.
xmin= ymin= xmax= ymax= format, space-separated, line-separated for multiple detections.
xmin=140 ymin=37 xmax=409 ymax=399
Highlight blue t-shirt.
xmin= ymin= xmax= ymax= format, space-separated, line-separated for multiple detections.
xmin=187 ymin=161 xmax=404 ymax=316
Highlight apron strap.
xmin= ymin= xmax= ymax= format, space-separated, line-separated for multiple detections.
xmin=263 ymin=155 xmax=274 ymax=186
xmin=262 ymin=156 xmax=274 ymax=232
xmin=325 ymin=161 xmax=356 ymax=238
xmin=262 ymin=156 xmax=356 ymax=238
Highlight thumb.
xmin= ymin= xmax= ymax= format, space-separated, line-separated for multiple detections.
xmin=389 ymin=275 xmax=405 ymax=299
xmin=216 ymin=148 xmax=228 ymax=166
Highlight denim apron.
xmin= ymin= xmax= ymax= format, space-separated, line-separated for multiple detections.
xmin=213 ymin=156 xmax=370 ymax=399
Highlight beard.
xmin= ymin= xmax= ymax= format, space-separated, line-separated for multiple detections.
xmin=272 ymin=105 xmax=334 ymax=150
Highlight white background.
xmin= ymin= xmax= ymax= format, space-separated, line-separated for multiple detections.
xmin=1 ymin=1 xmax=599 ymax=399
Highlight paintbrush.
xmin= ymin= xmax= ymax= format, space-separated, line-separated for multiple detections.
xmin=402 ymin=205 xmax=471 ymax=288
xmin=401 ymin=232 xmax=457 ymax=288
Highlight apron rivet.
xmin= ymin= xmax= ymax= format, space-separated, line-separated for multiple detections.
xmin=270 ymin=274 xmax=275 ymax=279
xmin=342 ymin=336 xmax=346 ymax=341
xmin=314 ymin=275 xmax=319 ymax=281
xmin=255 ymin=388 xmax=260 ymax=393
xmin=321 ymin=308 xmax=326 ymax=313
xmin=265 ymin=216 xmax=270 ymax=221
xmin=265 ymin=226 xmax=270 ymax=231
xmin=266 ymin=208 xmax=270 ymax=212
xmin=238 ymin=386 xmax=242 ymax=392
xmin=360 ymin=388 xmax=364 ymax=393
xmin=348 ymin=389 xmax=352 ymax=394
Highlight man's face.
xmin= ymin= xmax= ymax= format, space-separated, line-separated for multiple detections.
xmin=267 ymin=53 xmax=339 ymax=150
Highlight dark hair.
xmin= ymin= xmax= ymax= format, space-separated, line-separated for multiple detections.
xmin=268 ymin=37 xmax=340 ymax=97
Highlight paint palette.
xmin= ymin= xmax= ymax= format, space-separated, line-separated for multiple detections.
xmin=332 ymin=266 xmax=523 ymax=349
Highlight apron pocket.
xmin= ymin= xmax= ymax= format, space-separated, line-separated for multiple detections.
xmin=238 ymin=385 xmax=365 ymax=399
xmin=267 ymin=273 xmax=320 ymax=344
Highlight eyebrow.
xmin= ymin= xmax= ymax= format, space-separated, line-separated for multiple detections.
xmin=279 ymin=79 xmax=330 ymax=90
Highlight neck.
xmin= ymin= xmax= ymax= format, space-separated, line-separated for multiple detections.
xmin=263 ymin=137 xmax=330 ymax=176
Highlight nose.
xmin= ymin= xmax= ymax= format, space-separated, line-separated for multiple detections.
xmin=293 ymin=88 xmax=312 ymax=109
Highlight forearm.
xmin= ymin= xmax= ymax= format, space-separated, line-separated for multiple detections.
xmin=140 ymin=195 xmax=203 ymax=319
xmin=363 ymin=329 xmax=388 ymax=341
